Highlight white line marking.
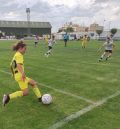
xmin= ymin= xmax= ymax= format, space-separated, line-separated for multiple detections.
xmin=37 ymin=82 xmax=95 ymax=104
xmin=0 ymin=70 xmax=95 ymax=104
xmin=0 ymin=70 xmax=11 ymax=75
xmin=47 ymin=91 xmax=120 ymax=129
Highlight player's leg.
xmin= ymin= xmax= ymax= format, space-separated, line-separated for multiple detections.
xmin=82 ymin=41 xmax=84 ymax=48
xmin=48 ymin=47 xmax=52 ymax=54
xmin=66 ymin=40 xmax=67 ymax=47
xmin=106 ymin=51 xmax=112 ymax=60
xmin=35 ymin=42 xmax=36 ymax=47
xmin=45 ymin=46 xmax=49 ymax=56
xmin=36 ymin=42 xmax=38 ymax=46
xmin=35 ymin=42 xmax=38 ymax=47
xmin=48 ymin=47 xmax=52 ymax=55
xmin=2 ymin=80 xmax=29 ymax=106
xmin=64 ymin=40 xmax=67 ymax=47
xmin=3 ymin=90 xmax=24 ymax=106
xmin=85 ymin=41 xmax=87 ymax=48
xmin=99 ymin=52 xmax=107 ymax=62
xmin=45 ymin=47 xmax=52 ymax=57
xmin=83 ymin=43 xmax=85 ymax=48
xmin=28 ymin=79 xmax=42 ymax=101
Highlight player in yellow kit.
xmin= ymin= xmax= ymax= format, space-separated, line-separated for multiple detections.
xmin=45 ymin=35 xmax=49 ymax=46
xmin=3 ymin=41 xmax=42 ymax=106
xmin=81 ymin=35 xmax=88 ymax=48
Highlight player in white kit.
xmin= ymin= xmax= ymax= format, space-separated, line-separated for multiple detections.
xmin=45 ymin=35 xmax=56 ymax=57
xmin=98 ymin=37 xmax=115 ymax=62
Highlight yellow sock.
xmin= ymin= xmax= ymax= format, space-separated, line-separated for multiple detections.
xmin=9 ymin=91 xmax=23 ymax=99
xmin=33 ymin=86 xmax=41 ymax=98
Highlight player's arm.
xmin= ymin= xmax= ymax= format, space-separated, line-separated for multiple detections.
xmin=17 ymin=63 xmax=26 ymax=81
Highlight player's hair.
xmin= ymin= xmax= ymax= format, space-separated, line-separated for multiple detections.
xmin=106 ymin=37 xmax=110 ymax=43
xmin=13 ymin=40 xmax=26 ymax=51
xmin=52 ymin=35 xmax=55 ymax=39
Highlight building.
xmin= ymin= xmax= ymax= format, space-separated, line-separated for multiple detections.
xmin=0 ymin=20 xmax=52 ymax=36
xmin=58 ymin=22 xmax=89 ymax=32
xmin=56 ymin=22 xmax=120 ymax=40
xmin=89 ymin=23 xmax=103 ymax=32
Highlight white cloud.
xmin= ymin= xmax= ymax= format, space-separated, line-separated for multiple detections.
xmin=6 ymin=0 xmax=40 ymax=7
xmin=42 ymin=0 xmax=95 ymax=8
xmin=0 ymin=0 xmax=120 ymax=32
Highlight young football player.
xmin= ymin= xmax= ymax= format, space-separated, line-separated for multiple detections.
xmin=81 ymin=35 xmax=88 ymax=48
xmin=63 ymin=33 xmax=69 ymax=47
xmin=3 ymin=41 xmax=42 ymax=106
xmin=34 ymin=35 xmax=39 ymax=47
xmin=45 ymin=35 xmax=49 ymax=47
xmin=45 ymin=35 xmax=56 ymax=57
xmin=98 ymin=37 xmax=115 ymax=62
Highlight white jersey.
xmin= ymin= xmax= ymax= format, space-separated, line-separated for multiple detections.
xmin=103 ymin=41 xmax=114 ymax=50
xmin=48 ymin=39 xmax=56 ymax=47
xmin=34 ymin=37 xmax=39 ymax=42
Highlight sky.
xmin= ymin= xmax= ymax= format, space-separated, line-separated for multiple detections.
xmin=0 ymin=0 xmax=120 ymax=32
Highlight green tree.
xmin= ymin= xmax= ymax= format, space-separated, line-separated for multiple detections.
xmin=96 ymin=29 xmax=103 ymax=38
xmin=110 ymin=28 xmax=117 ymax=36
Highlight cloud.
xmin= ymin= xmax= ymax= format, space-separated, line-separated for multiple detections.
xmin=42 ymin=0 xmax=95 ymax=8
xmin=0 ymin=0 xmax=120 ymax=32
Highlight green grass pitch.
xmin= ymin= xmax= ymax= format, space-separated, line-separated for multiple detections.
xmin=0 ymin=39 xmax=120 ymax=129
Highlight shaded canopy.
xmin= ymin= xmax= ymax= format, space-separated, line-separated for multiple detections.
xmin=0 ymin=20 xmax=52 ymax=28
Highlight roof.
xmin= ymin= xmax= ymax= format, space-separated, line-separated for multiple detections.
xmin=0 ymin=20 xmax=52 ymax=28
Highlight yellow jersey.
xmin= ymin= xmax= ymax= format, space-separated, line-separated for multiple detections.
xmin=45 ymin=36 xmax=48 ymax=43
xmin=82 ymin=37 xmax=88 ymax=42
xmin=10 ymin=51 xmax=24 ymax=81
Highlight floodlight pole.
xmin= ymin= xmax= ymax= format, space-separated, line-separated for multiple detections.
xmin=26 ymin=8 xmax=31 ymax=36
xmin=103 ymin=19 xmax=106 ymax=31
xmin=109 ymin=21 xmax=111 ymax=32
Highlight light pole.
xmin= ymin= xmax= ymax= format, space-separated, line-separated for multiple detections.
xmin=103 ymin=19 xmax=106 ymax=31
xmin=26 ymin=8 xmax=31 ymax=36
xmin=109 ymin=21 xmax=111 ymax=32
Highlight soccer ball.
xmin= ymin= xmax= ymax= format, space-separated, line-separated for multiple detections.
xmin=42 ymin=94 xmax=52 ymax=104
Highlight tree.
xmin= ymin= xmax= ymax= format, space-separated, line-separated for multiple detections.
xmin=110 ymin=28 xmax=117 ymax=36
xmin=96 ymin=29 xmax=103 ymax=38
xmin=65 ymin=27 xmax=74 ymax=32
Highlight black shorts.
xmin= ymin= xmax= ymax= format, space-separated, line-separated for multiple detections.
xmin=35 ymin=42 xmax=38 ymax=44
xmin=105 ymin=50 xmax=112 ymax=53
xmin=48 ymin=46 xmax=52 ymax=50
xmin=64 ymin=39 xmax=68 ymax=42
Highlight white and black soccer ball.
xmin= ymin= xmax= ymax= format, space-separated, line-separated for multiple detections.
xmin=42 ymin=94 xmax=52 ymax=105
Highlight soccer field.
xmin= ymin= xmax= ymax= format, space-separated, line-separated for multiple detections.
xmin=0 ymin=39 xmax=120 ymax=129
